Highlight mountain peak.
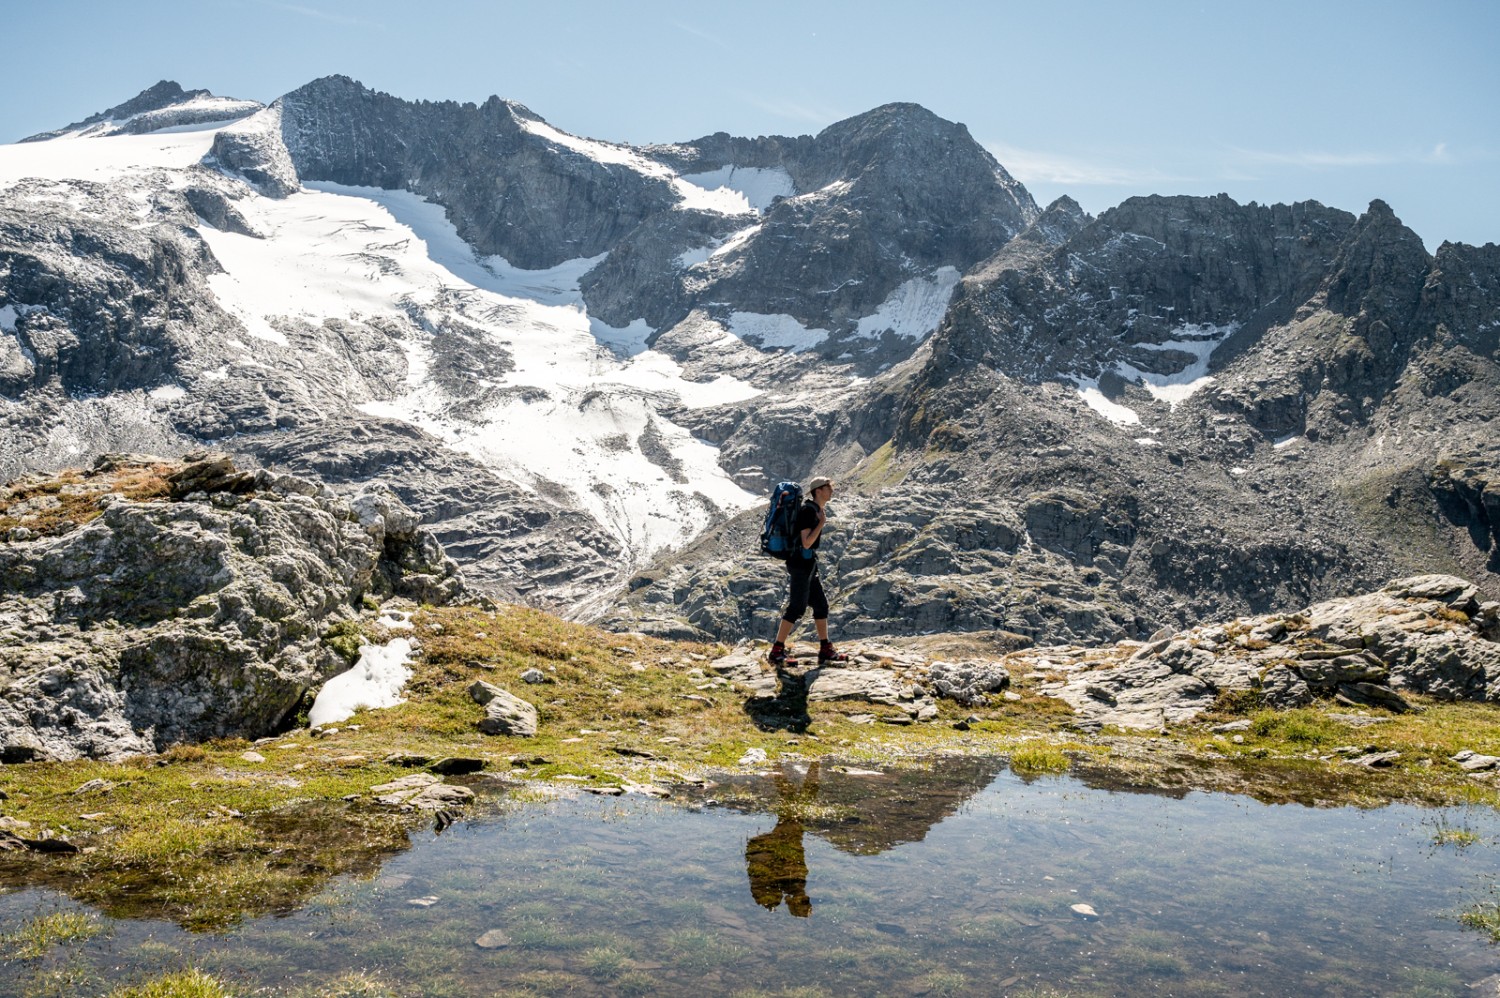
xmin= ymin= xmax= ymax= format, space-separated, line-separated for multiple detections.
xmin=21 ymin=80 xmax=257 ymax=142
xmin=100 ymin=80 xmax=205 ymax=119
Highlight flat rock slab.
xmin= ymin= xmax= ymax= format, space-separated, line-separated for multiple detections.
xmin=709 ymin=646 xmax=908 ymax=706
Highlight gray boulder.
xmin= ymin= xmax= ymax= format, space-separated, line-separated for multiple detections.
xmin=0 ymin=454 xmax=463 ymax=761
xmin=468 ymin=680 xmax=538 ymax=737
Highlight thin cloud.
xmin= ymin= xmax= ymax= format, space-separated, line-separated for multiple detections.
xmin=741 ymin=94 xmax=843 ymax=127
xmin=669 ymin=19 xmax=730 ymax=49
xmin=1229 ymin=144 xmax=1460 ymax=169
xmin=984 ymin=143 xmax=1188 ymax=187
xmin=256 ymin=1 xmax=383 ymax=29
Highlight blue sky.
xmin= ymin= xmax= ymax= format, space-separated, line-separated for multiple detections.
xmin=4 ymin=0 xmax=1496 ymax=248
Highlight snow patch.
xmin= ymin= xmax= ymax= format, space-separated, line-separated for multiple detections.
xmin=854 ymin=267 xmax=961 ymax=341
xmin=676 ymin=245 xmax=714 ymax=269
xmin=148 ymin=384 xmax=187 ymax=401
xmin=0 ymin=305 xmax=16 ymax=333
xmin=1072 ymin=377 xmax=1140 ymax=426
xmin=308 ymin=638 xmax=415 ymax=728
xmin=679 ymin=166 xmax=796 ymax=213
xmin=728 ymin=312 xmax=830 ymax=352
xmin=1113 ymin=322 xmax=1239 ymax=408
xmin=711 ymin=224 xmax=761 ymax=259
xmin=1273 ymin=434 xmax=1302 ymax=449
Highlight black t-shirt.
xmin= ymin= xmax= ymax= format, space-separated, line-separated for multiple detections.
xmin=795 ymin=500 xmax=822 ymax=551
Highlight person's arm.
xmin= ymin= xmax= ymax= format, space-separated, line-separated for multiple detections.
xmin=800 ymin=506 xmax=825 ymax=549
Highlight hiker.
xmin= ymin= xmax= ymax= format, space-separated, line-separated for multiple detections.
xmin=767 ymin=476 xmax=848 ymax=668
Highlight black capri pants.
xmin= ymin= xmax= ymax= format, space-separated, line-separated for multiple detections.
xmin=782 ymin=557 xmax=828 ymax=623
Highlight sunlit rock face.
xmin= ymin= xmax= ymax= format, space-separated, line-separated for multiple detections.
xmin=0 ymin=455 xmax=460 ymax=762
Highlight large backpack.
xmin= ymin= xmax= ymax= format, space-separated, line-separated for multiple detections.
xmin=759 ymin=481 xmax=804 ymax=559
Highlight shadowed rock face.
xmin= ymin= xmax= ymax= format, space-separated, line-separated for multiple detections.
xmin=0 ymin=455 xmax=463 ymax=762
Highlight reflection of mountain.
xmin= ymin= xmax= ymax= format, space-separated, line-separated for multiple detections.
xmin=712 ymin=755 xmax=1006 ymax=856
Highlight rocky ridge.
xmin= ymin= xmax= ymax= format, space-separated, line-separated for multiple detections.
xmin=0 ymin=454 xmax=462 ymax=762
xmin=604 ymin=198 xmax=1500 ymax=643
xmin=23 ymin=81 xmax=262 ymax=142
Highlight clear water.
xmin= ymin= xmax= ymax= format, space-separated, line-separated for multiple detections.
xmin=4 ymin=756 xmax=1500 ymax=997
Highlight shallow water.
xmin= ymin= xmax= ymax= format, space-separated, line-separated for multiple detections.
xmin=4 ymin=757 xmax=1500 ymax=996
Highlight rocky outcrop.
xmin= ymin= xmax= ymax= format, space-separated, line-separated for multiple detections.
xmin=207 ymin=105 xmax=300 ymax=198
xmin=632 ymin=103 xmax=1039 ymax=362
xmin=1029 ymin=575 xmax=1500 ymax=730
xmin=0 ymin=454 xmax=462 ymax=762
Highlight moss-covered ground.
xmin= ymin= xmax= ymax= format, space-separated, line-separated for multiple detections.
xmin=2 ymin=600 xmax=1498 ymax=934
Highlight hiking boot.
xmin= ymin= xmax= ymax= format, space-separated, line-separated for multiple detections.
xmin=767 ymin=643 xmax=795 ymax=668
xmin=817 ymin=641 xmax=849 ymax=665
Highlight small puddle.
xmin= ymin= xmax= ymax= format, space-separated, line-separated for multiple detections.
xmin=4 ymin=756 xmax=1500 ymax=996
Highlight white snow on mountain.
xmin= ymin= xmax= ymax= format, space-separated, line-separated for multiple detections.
xmin=1072 ymin=377 xmax=1141 ymax=426
xmin=0 ymin=124 xmax=763 ymax=568
xmin=57 ymin=96 xmax=264 ymax=138
xmin=711 ymin=224 xmax=761 ymax=259
xmin=854 ymin=267 xmax=961 ymax=340
xmin=680 ymin=166 xmax=796 ymax=213
xmin=307 ymin=637 xmax=415 ymax=727
xmin=1115 ymin=321 xmax=1239 ymax=407
xmin=1070 ymin=321 xmax=1239 ymax=427
xmin=0 ymin=128 xmax=220 ymax=189
xmin=516 ymin=118 xmax=752 ymax=216
xmin=194 ymin=178 xmax=760 ymax=562
xmin=728 ymin=312 xmax=831 ymax=352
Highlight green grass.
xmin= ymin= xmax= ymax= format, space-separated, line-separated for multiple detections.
xmin=2 ymin=910 xmax=102 ymax=959
xmin=1249 ymin=708 xmax=1344 ymax=746
xmin=105 ymin=969 xmax=232 ymax=998
xmin=1009 ymin=742 xmax=1072 ymax=775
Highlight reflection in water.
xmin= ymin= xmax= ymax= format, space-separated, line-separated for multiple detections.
xmin=5 ymin=757 xmax=1500 ymax=997
xmin=744 ymin=762 xmax=818 ymax=917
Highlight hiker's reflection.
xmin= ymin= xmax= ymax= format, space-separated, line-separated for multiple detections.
xmin=744 ymin=762 xmax=819 ymax=918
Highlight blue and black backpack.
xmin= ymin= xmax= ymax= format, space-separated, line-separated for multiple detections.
xmin=759 ymin=480 xmax=806 ymax=560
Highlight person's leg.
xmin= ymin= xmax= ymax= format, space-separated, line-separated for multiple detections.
xmin=770 ymin=560 xmax=813 ymax=664
xmin=809 ymin=574 xmax=846 ymax=663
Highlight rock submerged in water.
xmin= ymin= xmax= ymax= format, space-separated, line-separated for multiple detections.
xmin=0 ymin=453 xmax=464 ymax=762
